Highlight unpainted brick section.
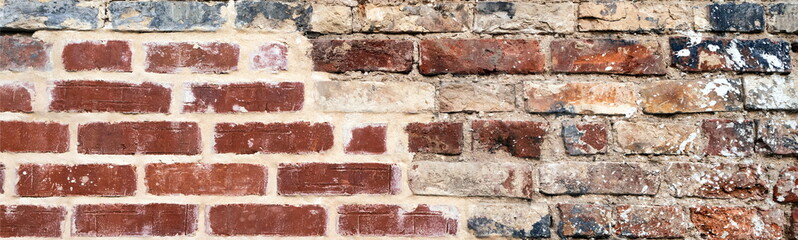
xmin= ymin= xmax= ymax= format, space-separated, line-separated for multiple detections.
xmin=338 ymin=204 xmax=457 ymax=236
xmin=146 ymin=163 xmax=267 ymax=196
xmin=744 ymin=75 xmax=798 ymax=110
xmin=640 ymin=78 xmax=743 ymax=114
xmin=558 ymin=203 xmax=611 ymax=238
xmin=0 ymin=0 xmax=99 ymax=30
xmin=0 ymin=121 xmax=69 ymax=153
xmin=183 ymin=82 xmax=303 ymax=113
xmin=561 ymin=121 xmax=608 ymax=155
xmin=409 ymin=161 xmax=535 ymax=199
xmin=539 ymin=162 xmax=659 ymax=196
xmin=355 ymin=3 xmax=471 ymax=33
xmin=208 ymin=204 xmax=326 ymax=236
xmin=419 ymin=39 xmax=544 ymax=75
xmin=145 ymin=42 xmax=239 ymax=74
xmin=707 ymin=3 xmax=765 ymax=32
xmin=578 ymin=1 xmax=692 ymax=32
xmin=406 ymin=122 xmax=462 ymax=155
xmin=472 ymin=120 xmax=546 ymax=158
xmin=670 ymin=37 xmax=791 ymax=73
xmin=614 ymin=205 xmax=688 ymax=238
xmin=345 ymin=124 xmax=387 ymax=154
xmin=0 ymin=35 xmax=50 ymax=72
xmin=50 ymin=80 xmax=171 ymax=113
xmin=214 ymin=122 xmax=334 ymax=154
xmin=702 ymin=119 xmax=755 ymax=157
xmin=235 ymin=1 xmax=311 ymax=32
xmin=311 ymin=39 xmax=413 ymax=73
xmin=0 ymin=205 xmax=65 ymax=237
xmin=438 ymin=82 xmax=515 ymax=113
xmin=667 ymin=162 xmax=768 ymax=199
xmin=78 ymin=122 xmax=201 ymax=155
xmin=467 ymin=203 xmax=551 ymax=238
xmin=474 ymin=2 xmax=576 ymax=34
xmin=62 ymin=40 xmax=132 ymax=72
xmin=73 ymin=204 xmax=198 ymax=237
xmin=524 ymin=81 xmax=637 ymax=115
xmin=17 ymin=164 xmax=136 ymax=197
xmin=690 ymin=206 xmax=784 ymax=240
xmin=551 ymin=39 xmax=666 ymax=75
xmin=278 ymin=163 xmax=399 ymax=195
xmin=0 ymin=83 xmax=33 ymax=112
xmin=615 ymin=121 xmax=699 ymax=155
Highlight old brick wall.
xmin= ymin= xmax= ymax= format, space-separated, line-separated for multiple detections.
xmin=1 ymin=0 xmax=798 ymax=239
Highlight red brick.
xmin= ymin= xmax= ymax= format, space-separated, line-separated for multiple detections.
xmin=774 ymin=166 xmax=798 ymax=202
xmin=145 ymin=42 xmax=239 ymax=74
xmin=614 ymin=205 xmax=688 ymax=238
xmin=691 ymin=206 xmax=784 ymax=240
xmin=73 ymin=204 xmax=198 ymax=237
xmin=539 ymin=162 xmax=659 ymax=196
xmin=561 ymin=121 xmax=607 ymax=155
xmin=757 ymin=120 xmax=798 ymax=155
xmin=405 ymin=122 xmax=462 ymax=155
xmin=311 ymin=39 xmax=413 ymax=73
xmin=208 ymin=204 xmax=326 ymax=236
xmin=0 ymin=121 xmax=68 ymax=153
xmin=183 ymin=82 xmax=303 ymax=113
xmin=0 ymin=83 xmax=33 ymax=112
xmin=472 ymin=120 xmax=546 ymax=158
xmin=0 ymin=35 xmax=50 ymax=71
xmin=338 ymin=204 xmax=457 ymax=236
xmin=17 ymin=164 xmax=136 ymax=197
xmin=278 ymin=163 xmax=399 ymax=195
xmin=558 ymin=204 xmax=611 ymax=238
xmin=214 ymin=122 xmax=333 ymax=154
xmin=78 ymin=122 xmax=201 ymax=155
xmin=252 ymin=43 xmax=287 ymax=71
xmin=146 ymin=163 xmax=267 ymax=196
xmin=50 ymin=80 xmax=170 ymax=113
xmin=345 ymin=124 xmax=387 ymax=154
xmin=551 ymin=39 xmax=666 ymax=75
xmin=702 ymin=119 xmax=755 ymax=157
xmin=667 ymin=162 xmax=767 ymax=199
xmin=62 ymin=40 xmax=132 ymax=72
xmin=793 ymin=207 xmax=798 ymax=239
xmin=419 ymin=39 xmax=544 ymax=75
xmin=0 ymin=205 xmax=65 ymax=237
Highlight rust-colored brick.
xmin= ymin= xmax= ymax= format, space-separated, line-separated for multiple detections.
xmin=146 ymin=163 xmax=267 ymax=195
xmin=345 ymin=124 xmax=387 ymax=154
xmin=338 ymin=204 xmax=458 ymax=236
xmin=0 ymin=205 xmax=65 ymax=237
xmin=774 ymin=166 xmax=798 ymax=202
xmin=17 ymin=164 xmax=136 ymax=197
xmin=214 ymin=122 xmax=334 ymax=154
xmin=614 ymin=205 xmax=688 ymax=238
xmin=278 ymin=163 xmax=399 ymax=195
xmin=208 ymin=204 xmax=326 ymax=236
xmin=551 ymin=39 xmax=666 ymax=74
xmin=405 ymin=122 xmax=462 ymax=155
xmin=0 ymin=121 xmax=69 ymax=153
xmin=472 ymin=120 xmax=546 ymax=158
xmin=690 ymin=206 xmax=784 ymax=240
xmin=561 ymin=121 xmax=607 ymax=155
xmin=145 ymin=42 xmax=239 ymax=73
xmin=0 ymin=35 xmax=50 ymax=72
xmin=62 ymin=40 xmax=132 ymax=72
xmin=311 ymin=39 xmax=413 ymax=73
xmin=50 ymin=80 xmax=170 ymax=113
xmin=78 ymin=121 xmax=201 ymax=155
xmin=702 ymin=119 xmax=755 ymax=157
xmin=0 ymin=83 xmax=32 ymax=112
xmin=183 ymin=82 xmax=303 ymax=113
xmin=73 ymin=204 xmax=198 ymax=237
xmin=419 ymin=39 xmax=544 ymax=75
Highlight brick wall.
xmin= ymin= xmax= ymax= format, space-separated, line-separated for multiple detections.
xmin=1 ymin=0 xmax=798 ymax=239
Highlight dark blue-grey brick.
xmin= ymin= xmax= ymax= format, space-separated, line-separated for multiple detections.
xmin=708 ymin=2 xmax=764 ymax=32
xmin=109 ymin=1 xmax=225 ymax=32
xmin=670 ymin=37 xmax=791 ymax=73
xmin=235 ymin=1 xmax=312 ymax=32
xmin=0 ymin=0 xmax=99 ymax=30
xmin=468 ymin=203 xmax=550 ymax=238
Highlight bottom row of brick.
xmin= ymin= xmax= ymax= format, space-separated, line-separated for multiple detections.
xmin=0 ymin=203 xmax=787 ymax=239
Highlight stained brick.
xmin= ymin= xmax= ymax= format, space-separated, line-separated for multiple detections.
xmin=691 ymin=206 xmax=784 ymax=240
xmin=145 ymin=42 xmax=239 ymax=74
xmin=775 ymin=167 xmax=798 ymax=203
xmin=419 ymin=39 xmax=544 ymax=75
xmin=17 ymin=164 xmax=136 ymax=197
xmin=146 ymin=163 xmax=267 ymax=196
xmin=667 ymin=162 xmax=767 ymax=199
xmin=235 ymin=1 xmax=311 ymax=32
xmin=539 ymin=162 xmax=659 ymax=196
xmin=73 ymin=204 xmax=198 ymax=237
xmin=702 ymin=119 xmax=755 ymax=157
xmin=758 ymin=120 xmax=798 ymax=155
xmin=208 ymin=204 xmax=326 ymax=236
xmin=614 ymin=205 xmax=688 ymax=238
xmin=338 ymin=204 xmax=457 ymax=236
xmin=252 ymin=43 xmax=288 ymax=71
xmin=50 ymin=81 xmax=170 ymax=113
xmin=406 ymin=122 xmax=462 ymax=155
xmin=793 ymin=207 xmax=798 ymax=239
xmin=640 ymin=78 xmax=743 ymax=114
xmin=78 ymin=122 xmax=201 ymax=155
xmin=551 ymin=39 xmax=666 ymax=75
xmin=316 ymin=81 xmax=434 ymax=113
xmin=0 ymin=83 xmax=33 ymax=112
xmin=744 ymin=75 xmax=798 ymax=110
xmin=769 ymin=3 xmax=798 ymax=33
xmin=62 ymin=40 xmax=132 ymax=72
xmin=109 ymin=1 xmax=225 ymax=31
xmin=472 ymin=120 xmax=546 ymax=158
xmin=558 ymin=204 xmax=611 ymax=238
xmin=0 ymin=121 xmax=68 ymax=153
xmin=408 ymin=161 xmax=534 ymax=199
xmin=561 ymin=121 xmax=608 ymax=155
xmin=578 ymin=1 xmax=692 ymax=32
xmin=468 ymin=203 xmax=550 ymax=238
xmin=707 ymin=3 xmax=765 ymax=32
xmin=524 ymin=81 xmax=637 ymax=115
xmin=615 ymin=121 xmax=699 ymax=155
xmin=0 ymin=0 xmax=99 ymax=30
xmin=345 ymin=124 xmax=387 ymax=154
xmin=474 ymin=2 xmax=576 ymax=33
xmin=309 ymin=5 xmax=352 ymax=34
xmin=214 ymin=122 xmax=333 ymax=154
xmin=438 ymin=82 xmax=515 ymax=113
xmin=670 ymin=37 xmax=791 ymax=73
xmin=0 ymin=205 xmax=64 ymax=237
xmin=0 ymin=35 xmax=50 ymax=71
xmin=311 ymin=39 xmax=413 ymax=73
xmin=278 ymin=163 xmax=399 ymax=195
xmin=183 ymin=82 xmax=303 ymax=113
xmin=355 ymin=3 xmax=471 ymax=33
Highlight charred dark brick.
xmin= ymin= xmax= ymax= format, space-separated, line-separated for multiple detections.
xmin=475 ymin=2 xmax=516 ymax=18
xmin=468 ymin=203 xmax=550 ymax=238
xmin=472 ymin=120 xmax=546 ymax=158
xmin=558 ymin=204 xmax=611 ymax=238
xmin=670 ymin=37 xmax=791 ymax=73
xmin=109 ymin=1 xmax=225 ymax=31
xmin=708 ymin=3 xmax=764 ymax=32
xmin=235 ymin=1 xmax=311 ymax=31
xmin=311 ymin=39 xmax=413 ymax=73
xmin=406 ymin=122 xmax=462 ymax=155
xmin=561 ymin=122 xmax=607 ymax=155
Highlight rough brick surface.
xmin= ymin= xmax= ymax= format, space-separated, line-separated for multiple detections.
xmin=702 ymin=119 xmax=755 ymax=157
xmin=561 ymin=121 xmax=607 ymax=155
xmin=744 ymin=75 xmax=798 ymax=110
xmin=0 ymin=0 xmax=99 ymax=30
xmin=558 ymin=204 xmax=611 ymax=238
xmin=184 ymin=82 xmax=303 ymax=113
xmin=278 ymin=163 xmax=399 ymax=195
xmin=62 ymin=40 xmax=132 ymax=72
xmin=17 ymin=164 xmax=136 ymax=197
xmin=468 ymin=203 xmax=550 ymax=238
xmin=690 ymin=206 xmax=784 ymax=240
xmin=208 ymin=204 xmax=326 ymax=236
xmin=214 ymin=122 xmax=334 ymax=154
xmin=109 ymin=1 xmax=225 ymax=31
xmin=309 ymin=5 xmax=351 ymax=34
xmin=438 ymin=82 xmax=515 ymax=113
xmin=0 ymin=205 xmax=65 ymax=237
xmin=474 ymin=2 xmax=575 ymax=33
xmin=758 ymin=120 xmax=798 ymax=155
xmin=252 ymin=43 xmax=288 ymax=71
xmin=0 ymin=83 xmax=33 ymax=112
xmin=408 ymin=161 xmax=534 ymax=199
xmin=146 ymin=163 xmax=267 ymax=196
xmin=524 ymin=81 xmax=637 ymax=115
xmin=472 ymin=120 xmax=546 ymax=158
xmin=615 ymin=121 xmax=699 ymax=155
xmin=50 ymin=80 xmax=171 ymax=113
xmin=73 ymin=204 xmax=198 ymax=237
xmin=235 ymin=1 xmax=311 ymax=32
xmin=667 ymin=162 xmax=767 ymax=199
xmin=0 ymin=121 xmax=69 ymax=153
xmin=345 ymin=124 xmax=387 ymax=154
xmin=355 ymin=3 xmax=471 ymax=33
xmin=145 ymin=42 xmax=239 ymax=74
xmin=776 ymin=167 xmax=798 ymax=203
xmin=614 ymin=205 xmax=688 ymax=238
xmin=769 ymin=3 xmax=798 ymax=33
xmin=670 ymin=37 xmax=791 ymax=73
xmin=640 ymin=78 xmax=743 ymax=113
xmin=707 ymin=3 xmax=764 ymax=32
xmin=539 ymin=162 xmax=659 ymax=196
xmin=338 ymin=204 xmax=457 ymax=236
xmin=316 ymin=81 xmax=434 ymax=113
xmin=419 ymin=39 xmax=544 ymax=75
xmin=551 ymin=39 xmax=665 ymax=75
xmin=78 ymin=122 xmax=201 ymax=155
xmin=578 ymin=1 xmax=692 ymax=32
xmin=406 ymin=122 xmax=462 ymax=155
xmin=0 ymin=35 xmax=50 ymax=71
xmin=311 ymin=39 xmax=413 ymax=73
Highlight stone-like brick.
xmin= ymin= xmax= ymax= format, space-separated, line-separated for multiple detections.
xmin=184 ymin=82 xmax=303 ymax=113
xmin=109 ymin=1 xmax=225 ymax=31
xmin=78 ymin=122 xmax=201 ymax=155
xmin=525 ymin=81 xmax=637 ymax=115
xmin=62 ymin=40 xmax=132 ymax=72
xmin=562 ymin=121 xmax=607 ymax=155
xmin=73 ymin=204 xmax=198 ymax=237
xmin=578 ymin=1 xmax=693 ymax=32
xmin=50 ymin=80 xmax=171 ymax=114
xmin=309 ymin=5 xmax=352 ymax=34
xmin=208 ymin=204 xmax=326 ymax=236
xmin=769 ymin=3 xmax=798 ymax=33
xmin=539 ymin=162 xmax=659 ymax=196
xmin=235 ymin=1 xmax=311 ymax=32
xmin=641 ymin=78 xmax=743 ymax=114
xmin=146 ymin=163 xmax=267 ymax=196
xmin=615 ymin=121 xmax=699 ymax=155
xmin=311 ymin=39 xmax=413 ymax=73
xmin=278 ymin=163 xmax=399 ymax=195
xmin=17 ymin=164 xmax=136 ymax=197
xmin=355 ymin=3 xmax=470 ymax=33
xmin=0 ymin=205 xmax=65 ymax=237
xmin=702 ymin=119 xmax=755 ymax=157
xmin=558 ymin=204 xmax=611 ymax=238
xmin=472 ymin=120 xmax=546 ymax=158
xmin=145 ymin=42 xmax=239 ymax=74
xmin=707 ymin=3 xmax=764 ymax=32
xmin=666 ymin=162 xmax=767 ymax=199
xmin=0 ymin=121 xmax=69 ymax=153
xmin=419 ymin=39 xmax=544 ymax=75
xmin=338 ymin=204 xmax=457 ymax=236
xmin=551 ymin=39 xmax=666 ymax=75
xmin=474 ymin=2 xmax=575 ymax=34
xmin=468 ymin=203 xmax=550 ymax=238
xmin=0 ymin=83 xmax=32 ymax=112
xmin=408 ymin=161 xmax=534 ymax=199
xmin=251 ymin=43 xmax=287 ymax=72
xmin=0 ymin=35 xmax=50 ymax=72
xmin=406 ymin=122 xmax=462 ymax=155
xmin=744 ymin=75 xmax=798 ymax=110
xmin=214 ymin=122 xmax=333 ymax=154
xmin=316 ymin=81 xmax=434 ymax=113
xmin=438 ymin=82 xmax=515 ymax=113
xmin=775 ymin=167 xmax=798 ymax=203
xmin=691 ymin=206 xmax=784 ymax=240
xmin=614 ymin=205 xmax=688 ymax=238
xmin=0 ymin=0 xmax=99 ymax=30
xmin=345 ymin=124 xmax=387 ymax=154
xmin=670 ymin=37 xmax=791 ymax=73
xmin=758 ymin=120 xmax=798 ymax=155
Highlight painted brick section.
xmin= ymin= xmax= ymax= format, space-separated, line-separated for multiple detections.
xmin=0 ymin=35 xmax=50 ymax=71
xmin=311 ymin=39 xmax=413 ymax=73
xmin=62 ymin=40 xmax=132 ymax=72
xmin=345 ymin=125 xmax=387 ymax=154
xmin=50 ymin=81 xmax=171 ymax=113
xmin=0 ymin=121 xmax=68 ymax=153
xmin=474 ymin=2 xmax=576 ymax=33
xmin=690 ymin=206 xmax=784 ymax=240
xmin=758 ymin=120 xmax=798 ymax=155
xmin=524 ymin=81 xmax=637 ymax=115
xmin=707 ymin=3 xmax=764 ymax=32
xmin=145 ymin=42 xmax=239 ymax=74
xmin=146 ymin=163 xmax=267 ymax=196
xmin=670 ymin=37 xmax=791 ymax=73
xmin=0 ymin=0 xmax=99 ymax=30
xmin=108 ymin=1 xmax=225 ymax=31
xmin=355 ymin=3 xmax=471 ymax=33
xmin=472 ymin=120 xmax=546 ymax=158
xmin=744 ymin=75 xmax=798 ymax=110
xmin=419 ymin=39 xmax=544 ymax=75
xmin=667 ymin=162 xmax=767 ymax=199
xmin=551 ymin=39 xmax=665 ymax=74
xmin=561 ymin=121 xmax=607 ymax=155
xmin=406 ymin=122 xmax=462 ymax=155
xmin=235 ymin=1 xmax=311 ymax=32
xmin=208 ymin=204 xmax=326 ymax=236
xmin=769 ymin=3 xmax=798 ymax=33
xmin=614 ymin=205 xmax=688 ymax=238
xmin=539 ymin=162 xmax=659 ymax=195
xmin=17 ymin=164 xmax=136 ymax=197
xmin=468 ymin=203 xmax=550 ymax=238
xmin=78 ymin=122 xmax=201 ymax=155
xmin=409 ymin=161 xmax=534 ymax=199
xmin=558 ymin=204 xmax=611 ymax=238
xmin=775 ymin=167 xmax=798 ymax=203
xmin=316 ymin=81 xmax=434 ymax=113
xmin=338 ymin=204 xmax=457 ymax=236
xmin=640 ymin=78 xmax=743 ymax=114
xmin=615 ymin=121 xmax=699 ymax=155
xmin=214 ymin=122 xmax=333 ymax=154
xmin=73 ymin=204 xmax=198 ymax=237
xmin=578 ymin=1 xmax=692 ymax=31
xmin=278 ymin=163 xmax=399 ymax=195
xmin=0 ymin=83 xmax=33 ymax=112
xmin=0 ymin=205 xmax=65 ymax=237
xmin=252 ymin=43 xmax=288 ymax=71
xmin=184 ymin=82 xmax=303 ymax=113
xmin=438 ymin=82 xmax=515 ymax=113
xmin=702 ymin=119 xmax=755 ymax=157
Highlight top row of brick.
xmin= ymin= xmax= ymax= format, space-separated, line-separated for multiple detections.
xmin=3 ymin=1 xmax=798 ymax=33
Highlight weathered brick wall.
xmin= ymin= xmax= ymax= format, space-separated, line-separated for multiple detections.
xmin=1 ymin=0 xmax=798 ymax=238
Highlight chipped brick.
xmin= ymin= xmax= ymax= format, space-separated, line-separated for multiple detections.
xmin=758 ymin=120 xmax=798 ymax=155
xmin=561 ymin=121 xmax=608 ymax=155
xmin=472 ymin=120 xmax=546 ymax=158
xmin=744 ymin=75 xmax=798 ymax=110
xmin=109 ymin=1 xmax=225 ymax=31
xmin=235 ymin=1 xmax=311 ymax=32
xmin=670 ymin=37 xmax=791 ymax=73
xmin=468 ymin=203 xmax=550 ymax=238
xmin=667 ymin=162 xmax=767 ymax=199
xmin=408 ymin=161 xmax=534 ymax=199
xmin=539 ymin=162 xmax=659 ymax=196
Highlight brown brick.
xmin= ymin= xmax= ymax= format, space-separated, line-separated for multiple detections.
xmin=614 ymin=205 xmax=688 ymax=238
xmin=208 ymin=204 xmax=326 ymax=236
xmin=145 ymin=42 xmax=239 ymax=74
xmin=0 ymin=205 xmax=65 ymax=237
xmin=757 ymin=120 xmax=798 ymax=155
xmin=539 ymin=162 xmax=659 ymax=195
xmin=311 ymin=39 xmax=413 ymax=73
xmin=524 ymin=81 xmax=637 ymax=115
xmin=183 ymin=82 xmax=303 ymax=113
xmin=691 ymin=206 xmax=784 ymax=240
xmin=278 ymin=163 xmax=399 ymax=195
xmin=558 ymin=204 xmax=611 ymax=238
xmin=146 ymin=163 xmax=267 ymax=196
xmin=793 ymin=207 xmax=798 ymax=239
xmin=774 ymin=166 xmax=798 ymax=202
xmin=406 ymin=122 xmax=462 ymax=155
xmin=62 ymin=40 xmax=132 ymax=72
xmin=578 ymin=2 xmax=693 ymax=32
xmin=409 ymin=161 xmax=534 ymax=199
xmin=251 ymin=43 xmax=287 ymax=72
xmin=670 ymin=37 xmax=791 ymax=73
xmin=17 ymin=164 xmax=136 ymax=197
xmin=472 ymin=120 xmax=546 ymax=158
xmin=0 ymin=121 xmax=69 ymax=153
xmin=615 ymin=121 xmax=699 ymax=155
xmin=338 ymin=204 xmax=457 ymax=236
xmin=214 ymin=122 xmax=333 ymax=154
xmin=561 ymin=121 xmax=608 ymax=155
xmin=0 ymin=83 xmax=33 ymax=112
xmin=78 ymin=122 xmax=201 ymax=155
xmin=0 ymin=35 xmax=50 ymax=72
xmin=667 ymin=162 xmax=767 ymax=199
xmin=702 ymin=119 xmax=755 ymax=157
xmin=419 ymin=39 xmax=544 ymax=75
xmin=438 ymin=82 xmax=515 ymax=113
xmin=50 ymin=80 xmax=170 ymax=113
xmin=640 ymin=78 xmax=743 ymax=114
xmin=345 ymin=124 xmax=387 ymax=154
xmin=551 ymin=39 xmax=665 ymax=75
xmin=73 ymin=204 xmax=198 ymax=237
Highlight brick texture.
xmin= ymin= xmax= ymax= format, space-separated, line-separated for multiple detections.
xmin=338 ymin=204 xmax=457 ymax=236
xmin=208 ymin=204 xmax=326 ymax=236
xmin=0 ymin=121 xmax=69 ymax=153
xmin=670 ymin=37 xmax=791 ymax=73
xmin=145 ymin=42 xmax=239 ymax=73
xmin=345 ymin=124 xmax=387 ymax=154
xmin=551 ymin=39 xmax=665 ymax=75
xmin=146 ymin=163 xmax=267 ymax=195
xmin=278 ymin=163 xmax=399 ymax=195
xmin=50 ymin=80 xmax=170 ymax=113
xmin=311 ymin=39 xmax=413 ymax=73
xmin=0 ymin=205 xmax=65 ymax=237
xmin=183 ymin=82 xmax=303 ymax=113
xmin=214 ymin=122 xmax=333 ymax=154
xmin=406 ymin=122 xmax=462 ymax=155
xmin=472 ymin=120 xmax=546 ymax=158
xmin=419 ymin=39 xmax=544 ymax=75
xmin=17 ymin=164 xmax=136 ymax=197
xmin=0 ymin=83 xmax=33 ymax=112
xmin=0 ymin=35 xmax=50 ymax=71
xmin=73 ymin=204 xmax=198 ymax=237
xmin=78 ymin=122 xmax=201 ymax=155
xmin=62 ymin=40 xmax=132 ymax=72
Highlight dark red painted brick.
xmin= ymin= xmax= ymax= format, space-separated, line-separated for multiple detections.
xmin=670 ymin=37 xmax=791 ymax=73
xmin=419 ymin=39 xmax=544 ymax=75
xmin=62 ymin=40 xmax=132 ymax=72
xmin=0 ymin=83 xmax=32 ymax=112
xmin=0 ymin=205 xmax=65 ymax=237
xmin=214 ymin=122 xmax=333 ymax=154
xmin=472 ymin=120 xmax=546 ymax=158
xmin=208 ymin=204 xmax=326 ymax=236
xmin=691 ymin=206 xmax=784 ymax=240
xmin=311 ymin=39 xmax=413 ymax=73
xmin=0 ymin=121 xmax=68 ymax=153
xmin=183 ymin=82 xmax=303 ymax=113
xmin=73 ymin=204 xmax=198 ymax=237
xmin=774 ymin=166 xmax=798 ymax=202
xmin=78 ymin=122 xmax=201 ymax=155
xmin=50 ymin=80 xmax=170 ymax=113
xmin=614 ymin=205 xmax=688 ymax=238
xmin=558 ymin=203 xmax=611 ymax=238
xmin=252 ymin=43 xmax=287 ymax=71
xmin=146 ymin=163 xmax=267 ymax=196
xmin=406 ymin=122 xmax=462 ymax=155
xmin=278 ymin=163 xmax=399 ymax=195
xmin=17 ymin=164 xmax=136 ymax=197
xmin=551 ymin=39 xmax=666 ymax=75
xmin=561 ymin=121 xmax=607 ymax=155
xmin=338 ymin=204 xmax=457 ymax=236
xmin=345 ymin=124 xmax=387 ymax=154
xmin=702 ymin=119 xmax=755 ymax=157
xmin=0 ymin=35 xmax=50 ymax=71
xmin=145 ymin=42 xmax=239 ymax=73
